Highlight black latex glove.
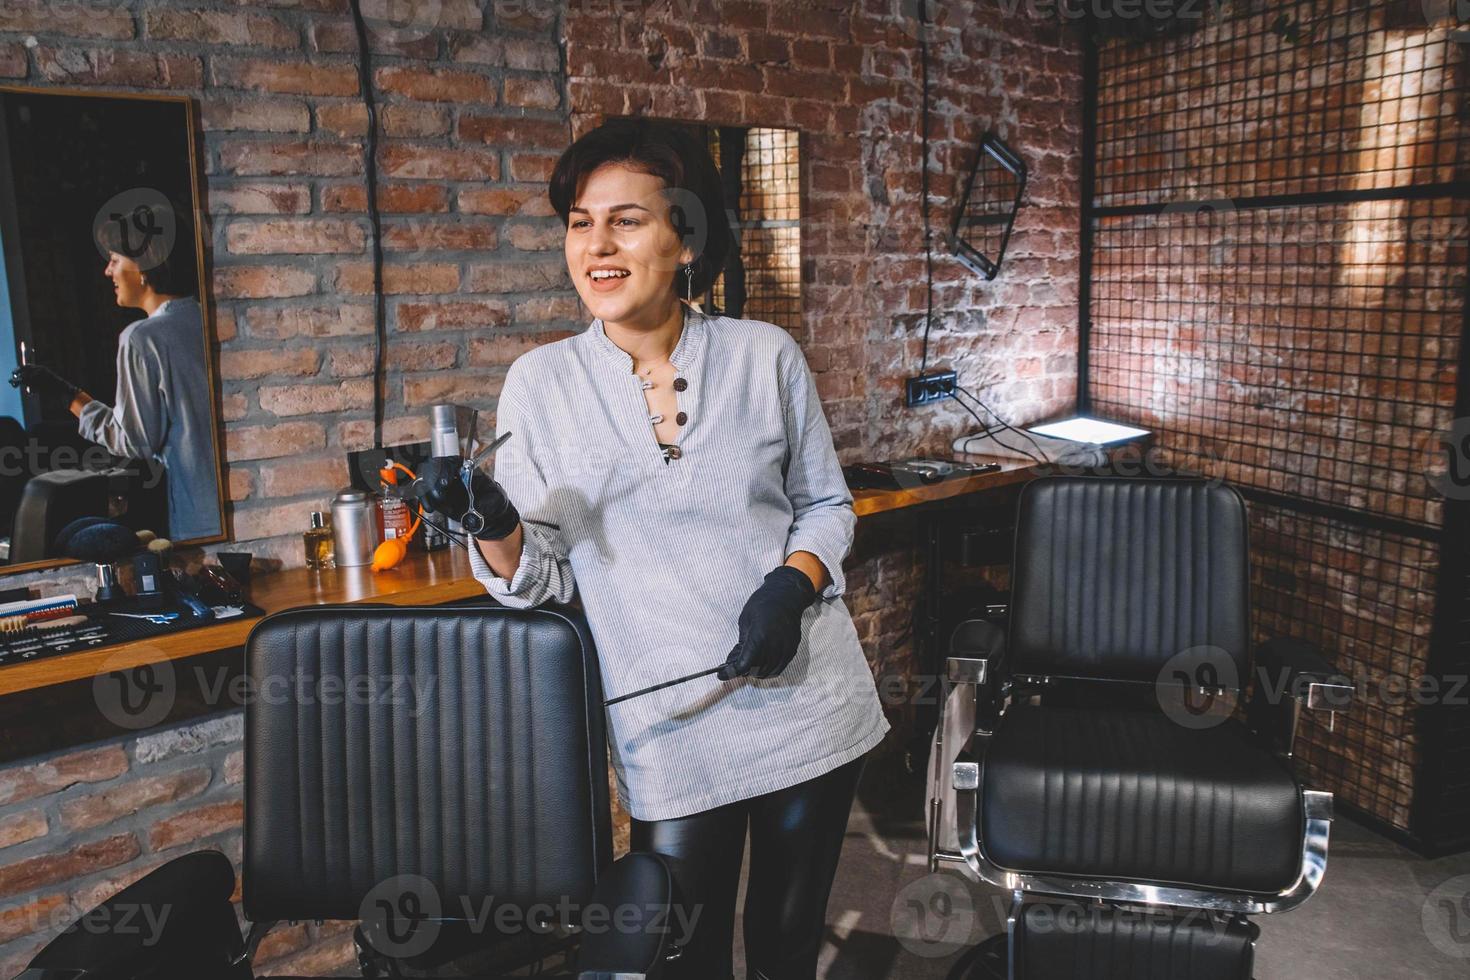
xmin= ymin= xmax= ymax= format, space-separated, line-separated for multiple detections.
xmin=718 ymin=565 xmax=818 ymax=681
xmin=10 ymin=364 xmax=79 ymax=401
xmin=414 ymin=454 xmax=519 ymax=541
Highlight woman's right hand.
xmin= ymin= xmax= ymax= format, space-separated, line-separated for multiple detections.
xmin=416 ymin=455 xmax=520 ymax=541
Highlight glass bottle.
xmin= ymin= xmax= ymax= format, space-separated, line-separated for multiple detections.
xmin=303 ymin=511 xmax=334 ymax=570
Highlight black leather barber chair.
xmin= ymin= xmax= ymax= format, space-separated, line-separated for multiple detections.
xmin=928 ymin=477 xmax=1353 ymax=979
xmin=17 ymin=603 xmax=676 ymax=980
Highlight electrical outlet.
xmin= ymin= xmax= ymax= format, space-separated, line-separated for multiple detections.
xmin=905 ymin=370 xmax=957 ymax=407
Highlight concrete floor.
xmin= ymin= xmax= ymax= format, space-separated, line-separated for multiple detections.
xmin=727 ymin=763 xmax=1470 ymax=979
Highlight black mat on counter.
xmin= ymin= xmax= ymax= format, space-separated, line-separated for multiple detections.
xmin=0 ymin=602 xmax=266 ymax=668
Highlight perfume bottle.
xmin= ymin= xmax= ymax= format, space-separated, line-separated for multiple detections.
xmin=303 ymin=511 xmax=334 ymax=569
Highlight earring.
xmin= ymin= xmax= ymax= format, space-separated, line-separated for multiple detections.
xmin=683 ymin=265 xmax=694 ymax=304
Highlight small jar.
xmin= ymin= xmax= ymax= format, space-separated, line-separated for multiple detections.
xmin=303 ymin=512 xmax=333 ymax=570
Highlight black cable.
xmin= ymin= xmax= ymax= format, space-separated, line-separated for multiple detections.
xmin=918 ymin=0 xmax=935 ymax=374
xmin=347 ymin=0 xmax=386 ymax=450
xmin=951 ymin=385 xmax=1050 ymax=464
xmin=412 ymin=507 xmax=470 ymax=551
xmin=944 ymin=390 xmax=1043 ymax=465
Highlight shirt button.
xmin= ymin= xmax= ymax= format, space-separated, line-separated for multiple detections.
xmin=673 ymin=377 xmax=688 ymax=391
xmin=676 ymin=412 xmax=687 ymax=425
xmin=666 ymin=445 xmax=683 ymax=459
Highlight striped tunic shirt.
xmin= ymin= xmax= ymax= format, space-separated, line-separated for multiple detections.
xmin=468 ymin=306 xmax=890 ymax=821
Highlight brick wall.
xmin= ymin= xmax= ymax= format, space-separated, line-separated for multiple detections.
xmin=0 ymin=0 xmax=1083 ymax=972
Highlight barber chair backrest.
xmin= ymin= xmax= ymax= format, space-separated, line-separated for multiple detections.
xmin=10 ymin=469 xmax=110 ymax=564
xmin=1008 ymin=477 xmax=1251 ymax=687
xmin=242 ymin=604 xmax=613 ymax=924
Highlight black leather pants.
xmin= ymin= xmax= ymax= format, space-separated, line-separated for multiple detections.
xmin=630 ymin=753 xmax=866 ymax=980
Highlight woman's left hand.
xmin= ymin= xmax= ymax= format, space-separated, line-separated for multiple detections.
xmin=719 ymin=565 xmax=818 ymax=680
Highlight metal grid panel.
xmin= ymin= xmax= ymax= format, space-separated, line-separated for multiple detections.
xmin=1090 ymin=198 xmax=1465 ymax=527
xmin=1088 ymin=0 xmax=1468 ymax=833
xmin=1252 ymin=504 xmax=1439 ymax=829
xmin=1096 ymin=2 xmax=1465 ymax=208
xmin=712 ymin=126 xmax=802 ymax=331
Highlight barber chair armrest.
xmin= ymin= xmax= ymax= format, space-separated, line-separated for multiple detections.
xmin=13 ymin=971 xmax=92 ymax=979
xmin=948 ymin=618 xmax=1007 ymax=731
xmin=574 ymin=853 xmax=675 ymax=980
xmin=1248 ymin=637 xmax=1353 ymax=757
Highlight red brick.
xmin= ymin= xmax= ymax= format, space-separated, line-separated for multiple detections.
xmin=35 ymin=47 xmax=202 ymax=89
xmin=457 ymin=114 xmax=569 ymax=148
xmin=257 ymin=930 xmax=356 ymax=977
xmin=403 ymin=371 xmax=505 ymax=407
xmin=148 ymin=802 xmax=243 ymax=852
xmin=376 ymin=66 xmax=497 ymax=104
xmin=208 ymin=182 xmax=311 ymax=215
xmin=219 ymin=347 xmax=321 ymax=380
xmin=379 ymin=144 xmax=501 ymax=181
xmin=144 ymin=10 xmax=297 ymax=48
xmin=59 ymin=769 xmax=212 ymax=832
xmin=336 ymin=416 xmax=430 ymax=452
xmin=505 ymin=75 xmax=561 ymax=110
xmin=226 ymin=421 xmax=326 ymax=462
xmin=467 ymin=331 xmax=577 ymax=366
xmin=245 ymin=304 xmax=374 ymax=340
xmin=514 ymin=295 xmax=583 ymax=323
xmin=212 ymin=57 xmax=359 ymax=97
xmin=0 ymin=747 xmax=128 ymax=808
xmin=334 ymin=262 xmax=460 ymax=294
xmin=202 ymin=99 xmax=311 ymax=133
xmin=252 ymin=921 xmax=310 ymax=964
xmin=507 ymin=152 xmax=561 ymax=182
xmin=225 ymin=218 xmax=365 ymax=255
xmin=321 ymin=183 xmax=449 ymax=214
xmin=0 ymin=811 xmax=47 ymax=851
xmin=746 ymin=35 xmax=789 ymax=65
xmin=383 ymin=104 xmax=453 ymax=138
xmin=0 ymin=43 xmax=25 ymax=78
xmin=457 ymin=186 xmax=553 ymax=217
xmin=220 ymin=390 xmax=247 ymax=419
xmin=506 ymin=222 xmax=563 ymax=252
xmin=218 ymin=140 xmax=361 ymax=177
xmin=214 ymin=265 xmax=317 ymax=300
xmin=308 ymin=20 xmax=437 ymax=59
xmin=0 ymin=834 xmax=139 ymax=899
xmin=224 ymin=750 xmax=244 ymax=786
xmin=0 ymin=893 xmax=70 ymax=945
xmin=0 ymin=2 xmax=134 ymax=39
xmin=328 ymin=341 xmax=457 ymax=378
xmin=464 ymin=260 xmax=570 ymax=293
xmin=228 ymin=468 xmax=253 ymax=501
xmin=383 ymin=219 xmax=498 ymax=252
xmin=257 ymin=452 xmax=351 ymax=496
xmin=259 ymin=379 xmax=374 ymax=417
xmin=397 ymin=300 xmax=510 ymax=332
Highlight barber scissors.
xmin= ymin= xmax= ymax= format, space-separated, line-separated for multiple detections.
xmin=458 ymin=432 xmax=512 ymax=536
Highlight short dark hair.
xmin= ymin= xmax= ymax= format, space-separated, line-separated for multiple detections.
xmin=95 ymin=197 xmax=199 ymax=296
xmin=549 ymin=119 xmax=732 ymax=299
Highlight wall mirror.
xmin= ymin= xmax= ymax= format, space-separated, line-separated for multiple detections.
xmin=949 ymin=133 xmax=1027 ymax=280
xmin=0 ymin=86 xmax=223 ymax=573
xmin=616 ymin=119 xmax=804 ymax=332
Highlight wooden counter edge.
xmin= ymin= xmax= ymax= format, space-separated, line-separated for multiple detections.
xmin=2 ymin=457 xmax=1039 ymax=697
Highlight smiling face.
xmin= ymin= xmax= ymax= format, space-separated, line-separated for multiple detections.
xmin=565 ymin=163 xmax=693 ymax=329
xmin=104 ymin=251 xmax=149 ymax=310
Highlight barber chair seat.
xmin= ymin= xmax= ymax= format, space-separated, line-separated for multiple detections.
xmin=15 ymin=604 xmax=677 ymax=980
xmin=929 ymin=477 xmax=1352 ymax=979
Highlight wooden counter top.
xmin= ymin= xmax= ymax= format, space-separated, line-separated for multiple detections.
xmin=0 ymin=455 xmax=1036 ymax=697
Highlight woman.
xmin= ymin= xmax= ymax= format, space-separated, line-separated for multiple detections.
xmin=10 ymin=199 xmax=220 ymax=542
xmin=427 ymin=119 xmax=888 ymax=979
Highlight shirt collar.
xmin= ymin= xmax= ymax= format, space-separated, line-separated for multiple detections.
xmin=149 ymin=296 xmax=194 ymax=318
xmin=587 ymin=304 xmax=706 ymax=372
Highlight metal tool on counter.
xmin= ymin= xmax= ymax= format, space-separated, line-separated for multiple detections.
xmin=604 ymin=665 xmax=726 ymax=707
